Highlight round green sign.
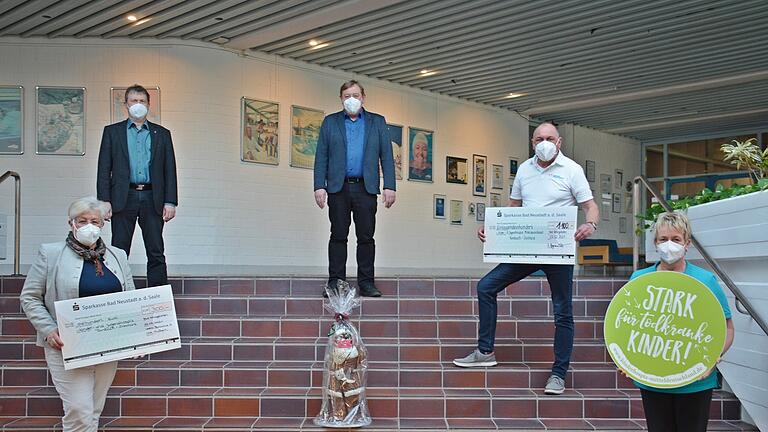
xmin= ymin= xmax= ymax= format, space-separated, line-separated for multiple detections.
xmin=604 ymin=271 xmax=726 ymax=388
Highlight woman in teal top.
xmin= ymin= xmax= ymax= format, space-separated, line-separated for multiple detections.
xmin=628 ymin=212 xmax=734 ymax=432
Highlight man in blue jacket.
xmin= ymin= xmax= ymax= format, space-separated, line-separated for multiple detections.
xmin=314 ymin=80 xmax=396 ymax=297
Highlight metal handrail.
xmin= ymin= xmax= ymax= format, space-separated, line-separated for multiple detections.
xmin=632 ymin=175 xmax=768 ymax=337
xmin=0 ymin=171 xmax=21 ymax=276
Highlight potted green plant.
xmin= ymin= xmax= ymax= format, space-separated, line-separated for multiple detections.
xmin=640 ymin=138 xmax=768 ymax=230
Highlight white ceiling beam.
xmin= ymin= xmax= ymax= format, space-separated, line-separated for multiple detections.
xmin=524 ymin=70 xmax=768 ymax=115
xmin=224 ymin=0 xmax=410 ymax=50
xmin=605 ymin=108 xmax=768 ymax=133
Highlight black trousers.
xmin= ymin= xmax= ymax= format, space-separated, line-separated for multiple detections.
xmin=111 ymin=190 xmax=167 ymax=287
xmin=327 ymin=182 xmax=377 ymax=284
xmin=640 ymin=388 xmax=713 ymax=432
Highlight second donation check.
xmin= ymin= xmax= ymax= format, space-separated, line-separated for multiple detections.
xmin=483 ymin=206 xmax=578 ymax=265
xmin=54 ymin=285 xmax=181 ymax=370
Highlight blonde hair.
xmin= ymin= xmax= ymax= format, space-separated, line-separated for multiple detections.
xmin=68 ymin=196 xmax=108 ymax=221
xmin=653 ymin=211 xmax=691 ymax=243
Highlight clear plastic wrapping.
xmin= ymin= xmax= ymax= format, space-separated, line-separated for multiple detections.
xmin=313 ymin=281 xmax=372 ymax=428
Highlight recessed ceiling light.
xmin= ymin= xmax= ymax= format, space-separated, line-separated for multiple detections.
xmin=211 ymin=36 xmax=230 ymax=44
xmin=126 ymin=15 xmax=138 ymax=22
xmin=420 ymin=69 xmax=429 ymax=74
xmin=505 ymin=93 xmax=526 ymax=99
xmin=419 ymin=69 xmax=437 ymax=77
xmin=310 ymin=42 xmax=330 ymax=50
xmin=308 ymin=39 xmax=319 ymax=47
xmin=133 ymin=18 xmax=151 ymax=25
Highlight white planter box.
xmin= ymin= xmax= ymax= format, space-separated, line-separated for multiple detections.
xmin=650 ymin=190 xmax=768 ymax=429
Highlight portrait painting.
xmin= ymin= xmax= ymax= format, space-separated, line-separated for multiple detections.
xmin=408 ymin=127 xmax=433 ymax=182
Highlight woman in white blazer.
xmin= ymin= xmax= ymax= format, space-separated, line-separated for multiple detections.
xmin=20 ymin=196 xmax=135 ymax=432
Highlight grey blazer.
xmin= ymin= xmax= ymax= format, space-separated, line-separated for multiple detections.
xmin=20 ymin=242 xmax=136 ymax=347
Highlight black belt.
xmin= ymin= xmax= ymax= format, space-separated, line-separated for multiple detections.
xmin=129 ymin=183 xmax=152 ymax=191
xmin=345 ymin=177 xmax=363 ymax=184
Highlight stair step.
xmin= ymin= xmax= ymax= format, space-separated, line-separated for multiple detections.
xmin=0 ymin=385 xmax=743 ymax=422
xmin=0 ymin=335 xmax=613 ymax=363
xmin=0 ymin=416 xmax=758 ymax=431
xmin=1 ymin=276 xmax=626 ymax=298
xmin=2 ymin=359 xmax=632 ymax=389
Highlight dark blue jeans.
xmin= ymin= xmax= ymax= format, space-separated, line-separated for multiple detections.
xmin=477 ymin=263 xmax=574 ymax=379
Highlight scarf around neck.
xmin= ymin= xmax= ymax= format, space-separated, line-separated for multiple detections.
xmin=66 ymin=232 xmax=107 ymax=276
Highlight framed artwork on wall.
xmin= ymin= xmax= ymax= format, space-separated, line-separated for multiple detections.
xmin=600 ymin=173 xmax=612 ymax=195
xmin=433 ymin=194 xmax=446 ymax=219
xmin=36 ymin=86 xmax=86 ymax=155
xmin=619 ymin=216 xmax=628 ymax=233
xmin=0 ymin=86 xmax=23 ymax=155
xmin=476 ymin=203 xmax=486 ymax=222
xmin=241 ymin=97 xmax=279 ymax=165
xmin=446 ymin=156 xmax=467 ymax=184
xmin=473 ymin=154 xmax=487 ymax=197
xmin=615 ymin=169 xmax=624 ymax=191
xmin=585 ymin=159 xmax=596 ymax=182
xmin=509 ymin=157 xmax=518 ymax=178
xmin=490 ymin=193 xmax=502 ymax=207
xmin=450 ymin=200 xmax=463 ymax=225
xmin=290 ymin=105 xmax=324 ymax=169
xmin=468 ymin=202 xmax=476 ymax=216
xmin=386 ymin=123 xmax=403 ymax=180
xmin=408 ymin=127 xmax=433 ymax=182
xmin=492 ymin=164 xmax=503 ymax=189
xmin=612 ymin=192 xmax=621 ymax=213
xmin=110 ymin=86 xmax=160 ymax=124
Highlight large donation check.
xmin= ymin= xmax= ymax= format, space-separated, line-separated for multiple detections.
xmin=483 ymin=206 xmax=578 ymax=265
xmin=54 ymin=285 xmax=181 ymax=370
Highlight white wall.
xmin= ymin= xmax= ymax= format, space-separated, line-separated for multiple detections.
xmin=0 ymin=38 xmax=640 ymax=277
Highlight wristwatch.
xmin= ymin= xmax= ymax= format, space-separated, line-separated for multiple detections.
xmin=587 ymin=221 xmax=598 ymax=231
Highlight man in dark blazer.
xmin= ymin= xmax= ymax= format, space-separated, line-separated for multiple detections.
xmin=97 ymin=84 xmax=178 ymax=287
xmin=314 ymin=80 xmax=396 ymax=297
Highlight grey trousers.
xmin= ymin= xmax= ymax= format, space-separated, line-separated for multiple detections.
xmin=45 ymin=348 xmax=117 ymax=432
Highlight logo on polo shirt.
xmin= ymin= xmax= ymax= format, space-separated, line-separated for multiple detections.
xmin=550 ymin=173 xmax=565 ymax=180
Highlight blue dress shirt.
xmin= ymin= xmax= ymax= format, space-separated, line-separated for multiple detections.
xmin=127 ymin=120 xmax=151 ymax=184
xmin=345 ymin=110 xmax=365 ymax=178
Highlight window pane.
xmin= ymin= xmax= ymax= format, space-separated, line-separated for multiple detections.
xmin=667 ymin=134 xmax=756 ymax=176
xmin=645 ymin=145 xmax=663 ymax=178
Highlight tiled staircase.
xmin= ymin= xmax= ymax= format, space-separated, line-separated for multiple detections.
xmin=0 ymin=275 xmax=756 ymax=431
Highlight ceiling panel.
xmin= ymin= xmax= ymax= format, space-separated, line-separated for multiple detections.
xmin=1 ymin=0 xmax=765 ymax=142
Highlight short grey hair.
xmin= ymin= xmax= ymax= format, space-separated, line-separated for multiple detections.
xmin=68 ymin=196 xmax=108 ymax=221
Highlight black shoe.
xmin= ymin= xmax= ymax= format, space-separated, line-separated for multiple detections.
xmin=323 ymin=279 xmax=341 ymax=298
xmin=358 ymin=283 xmax=382 ymax=297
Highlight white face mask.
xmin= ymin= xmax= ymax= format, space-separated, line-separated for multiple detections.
xmin=343 ymin=97 xmax=362 ymax=115
xmin=128 ymin=103 xmax=148 ymax=119
xmin=535 ymin=140 xmax=558 ymax=162
xmin=72 ymin=222 xmax=101 ymax=247
xmin=656 ymin=240 xmax=686 ymax=264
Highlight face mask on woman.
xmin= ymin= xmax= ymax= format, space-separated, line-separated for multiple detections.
xmin=656 ymin=240 xmax=686 ymax=264
xmin=72 ymin=222 xmax=101 ymax=246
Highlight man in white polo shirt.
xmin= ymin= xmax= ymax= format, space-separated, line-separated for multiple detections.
xmin=453 ymin=122 xmax=599 ymax=395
